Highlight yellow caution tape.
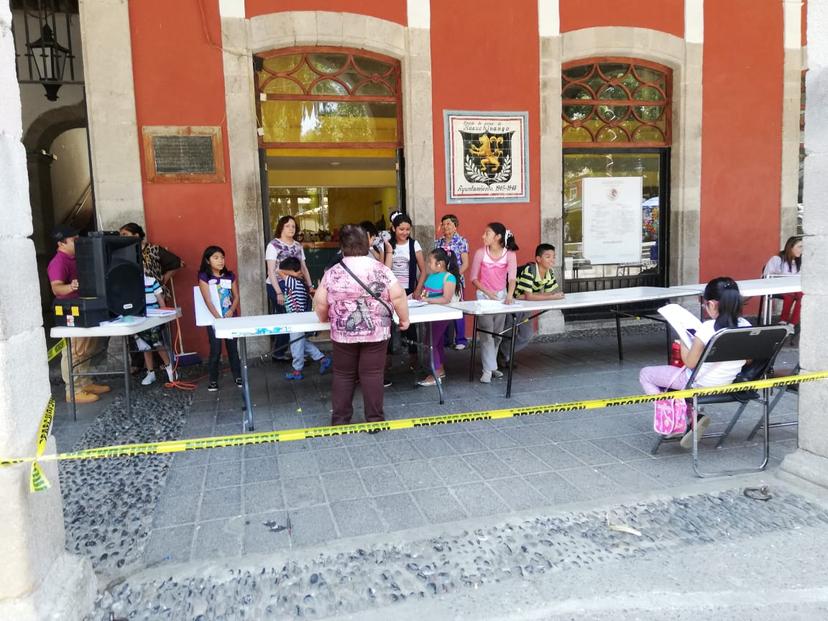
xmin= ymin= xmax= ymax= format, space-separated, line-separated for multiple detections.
xmin=46 ymin=339 xmax=66 ymax=362
xmin=5 ymin=372 xmax=826 ymax=493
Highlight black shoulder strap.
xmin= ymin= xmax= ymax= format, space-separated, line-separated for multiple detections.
xmin=338 ymin=260 xmax=394 ymax=317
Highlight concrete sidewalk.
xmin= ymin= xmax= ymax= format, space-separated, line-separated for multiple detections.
xmin=48 ymin=330 xmax=798 ymax=569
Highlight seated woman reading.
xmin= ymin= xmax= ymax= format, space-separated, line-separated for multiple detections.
xmin=639 ymin=277 xmax=750 ymax=449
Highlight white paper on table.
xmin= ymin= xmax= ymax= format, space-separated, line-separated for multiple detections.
xmin=658 ymin=303 xmax=703 ymax=348
xmin=194 ymin=285 xmax=222 ymax=326
xmin=408 ymin=299 xmax=427 ymax=308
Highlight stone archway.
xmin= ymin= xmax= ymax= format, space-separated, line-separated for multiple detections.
xmin=219 ymin=11 xmax=435 ymax=332
xmin=23 ymin=101 xmax=89 ymax=319
xmin=539 ymin=26 xmax=702 ymax=288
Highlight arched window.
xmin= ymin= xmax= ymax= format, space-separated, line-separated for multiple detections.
xmin=562 ymin=59 xmax=671 ymax=147
xmin=256 ymin=48 xmax=402 ymax=148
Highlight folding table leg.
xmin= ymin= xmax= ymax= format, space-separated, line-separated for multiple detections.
xmin=505 ymin=313 xmax=518 ymax=398
xmin=67 ymin=339 xmax=77 ymax=422
xmin=615 ymin=307 xmax=624 ymax=361
xmin=468 ymin=314 xmax=478 ymax=383
xmin=425 ymin=323 xmax=445 ymax=405
xmin=122 ymin=336 xmax=131 ymax=417
xmin=239 ymin=338 xmax=254 ymax=432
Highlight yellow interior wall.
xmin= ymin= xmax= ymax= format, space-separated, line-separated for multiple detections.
xmin=327 ymin=187 xmax=397 ymax=229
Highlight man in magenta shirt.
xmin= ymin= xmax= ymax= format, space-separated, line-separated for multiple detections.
xmin=47 ymin=226 xmax=109 ymax=404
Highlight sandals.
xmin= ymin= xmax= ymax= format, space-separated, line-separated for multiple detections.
xmin=417 ymin=373 xmax=446 ymax=387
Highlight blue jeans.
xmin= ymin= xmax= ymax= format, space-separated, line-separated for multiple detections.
xmin=266 ymin=283 xmax=290 ymax=357
xmin=290 ymin=333 xmax=325 ymax=371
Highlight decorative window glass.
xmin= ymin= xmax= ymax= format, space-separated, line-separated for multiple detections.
xmin=256 ymin=48 xmax=402 ymax=148
xmin=562 ymin=60 xmax=672 ymax=147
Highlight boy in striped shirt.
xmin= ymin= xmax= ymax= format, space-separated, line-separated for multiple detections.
xmin=279 ymin=257 xmax=332 ymax=380
xmin=499 ymin=244 xmax=565 ymax=366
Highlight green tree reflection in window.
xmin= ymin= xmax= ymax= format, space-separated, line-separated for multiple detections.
xmin=562 ymin=60 xmax=671 ymax=147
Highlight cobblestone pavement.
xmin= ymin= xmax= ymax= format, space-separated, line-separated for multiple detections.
xmin=93 ymin=485 xmax=827 ymax=619
xmin=46 ymin=330 xmax=803 ymax=617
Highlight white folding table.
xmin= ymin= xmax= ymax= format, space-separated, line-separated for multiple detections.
xmin=450 ymin=287 xmax=700 ymax=397
xmin=214 ymin=302 xmax=461 ymax=431
xmin=668 ymin=275 xmax=802 ymax=325
xmin=50 ymin=310 xmax=181 ymax=420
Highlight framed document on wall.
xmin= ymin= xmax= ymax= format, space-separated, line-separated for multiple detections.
xmin=582 ymin=176 xmax=643 ymax=264
xmin=142 ymin=126 xmax=225 ymax=183
xmin=444 ymin=111 xmax=529 ymax=204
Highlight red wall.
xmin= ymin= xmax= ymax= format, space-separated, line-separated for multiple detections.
xmin=560 ymin=0 xmax=683 ymax=37
xmin=699 ymin=0 xmax=783 ymax=283
xmin=245 ymin=0 xmax=406 ymax=24
xmin=430 ymin=0 xmax=540 ymax=279
xmin=129 ymin=0 xmax=237 ymax=356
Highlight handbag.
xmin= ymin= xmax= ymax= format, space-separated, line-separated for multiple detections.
xmin=653 ymin=367 xmax=689 ymax=436
xmin=338 ymin=259 xmax=395 ymax=318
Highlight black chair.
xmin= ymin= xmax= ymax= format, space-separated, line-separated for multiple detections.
xmin=715 ymin=363 xmax=799 ymax=447
xmin=651 ymin=325 xmax=790 ymax=477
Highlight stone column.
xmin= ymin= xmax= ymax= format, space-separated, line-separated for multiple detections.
xmin=536 ymin=0 xmax=564 ymax=335
xmin=779 ymin=1 xmax=828 ymax=487
xmin=78 ymin=0 xmax=145 ymax=230
xmin=0 ymin=4 xmax=95 ymax=619
xmin=403 ymin=0 xmax=436 ymax=245
xmin=220 ymin=11 xmax=268 ymax=355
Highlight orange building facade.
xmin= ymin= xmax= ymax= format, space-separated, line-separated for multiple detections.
xmin=78 ymin=0 xmax=805 ymax=353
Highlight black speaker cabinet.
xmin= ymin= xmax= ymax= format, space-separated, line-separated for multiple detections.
xmin=76 ymin=234 xmax=145 ymax=316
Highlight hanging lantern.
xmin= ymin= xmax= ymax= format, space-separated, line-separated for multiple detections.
xmin=26 ymin=24 xmax=71 ymax=101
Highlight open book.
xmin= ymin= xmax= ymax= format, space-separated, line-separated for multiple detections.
xmin=658 ymin=303 xmax=703 ymax=348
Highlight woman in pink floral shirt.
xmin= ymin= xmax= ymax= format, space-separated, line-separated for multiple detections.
xmin=314 ymin=225 xmax=410 ymax=425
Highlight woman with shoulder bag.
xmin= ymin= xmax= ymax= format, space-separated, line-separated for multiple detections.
xmin=314 ymin=225 xmax=410 ymax=426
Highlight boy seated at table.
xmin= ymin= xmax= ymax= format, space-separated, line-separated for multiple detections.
xmin=499 ymin=243 xmax=565 ymax=366
xmin=278 ymin=257 xmax=332 ymax=380
xmin=136 ymin=274 xmax=176 ymax=385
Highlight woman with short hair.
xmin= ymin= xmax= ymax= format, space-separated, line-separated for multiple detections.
xmin=314 ymin=224 xmax=410 ymax=425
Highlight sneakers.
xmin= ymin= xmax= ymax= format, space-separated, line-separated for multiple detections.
xmin=207 ymin=381 xmax=219 ymax=392
xmin=680 ymin=414 xmax=711 ymax=449
xmin=492 ymin=369 xmax=504 ymax=379
xmin=85 ymin=383 xmax=111 ymax=395
xmin=454 ymin=343 xmax=467 ymax=351
xmin=480 ymin=370 xmax=492 ymax=384
xmin=383 ymin=377 xmax=393 ymax=388
xmin=319 ymin=356 xmax=332 ymax=375
xmin=235 ymin=377 xmax=243 ymax=388
xmin=285 ymin=370 xmax=304 ymax=381
xmin=67 ymin=390 xmax=99 ymax=404
xmin=141 ymin=370 xmax=156 ymax=386
xmin=165 ymin=365 xmax=177 ymax=383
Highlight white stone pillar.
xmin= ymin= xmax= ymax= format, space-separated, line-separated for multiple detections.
xmin=779 ymin=1 xmax=828 ymax=487
xmin=78 ymin=0 xmax=145 ymax=230
xmin=0 ymin=4 xmax=95 ymax=619
xmin=536 ymin=0 xmax=564 ymax=335
xmin=404 ymin=0 xmax=436 ymax=245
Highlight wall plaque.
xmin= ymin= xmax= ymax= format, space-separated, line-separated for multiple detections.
xmin=444 ymin=110 xmax=529 ymax=204
xmin=142 ymin=126 xmax=225 ymax=183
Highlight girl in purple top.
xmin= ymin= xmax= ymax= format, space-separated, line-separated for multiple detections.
xmin=469 ymin=222 xmax=519 ymax=384
xmin=314 ymin=225 xmax=410 ymax=426
xmin=198 ymin=246 xmax=242 ymax=391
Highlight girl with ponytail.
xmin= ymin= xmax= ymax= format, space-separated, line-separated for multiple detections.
xmin=469 ymin=222 xmax=519 ymax=383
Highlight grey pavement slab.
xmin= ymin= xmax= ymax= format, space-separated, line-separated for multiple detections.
xmin=52 ymin=330 xmax=803 ymax=571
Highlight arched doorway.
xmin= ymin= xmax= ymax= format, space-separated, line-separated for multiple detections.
xmin=561 ymin=58 xmax=672 ymax=315
xmin=254 ymin=47 xmax=403 ymax=279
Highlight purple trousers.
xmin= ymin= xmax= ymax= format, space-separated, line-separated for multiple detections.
xmin=429 ymin=320 xmax=450 ymax=370
xmin=639 ymin=365 xmax=689 ymax=395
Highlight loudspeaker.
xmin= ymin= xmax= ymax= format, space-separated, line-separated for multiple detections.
xmin=76 ymin=234 xmax=145 ymax=316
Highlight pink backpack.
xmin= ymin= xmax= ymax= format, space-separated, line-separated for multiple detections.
xmin=653 ymin=367 xmax=689 ymax=436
